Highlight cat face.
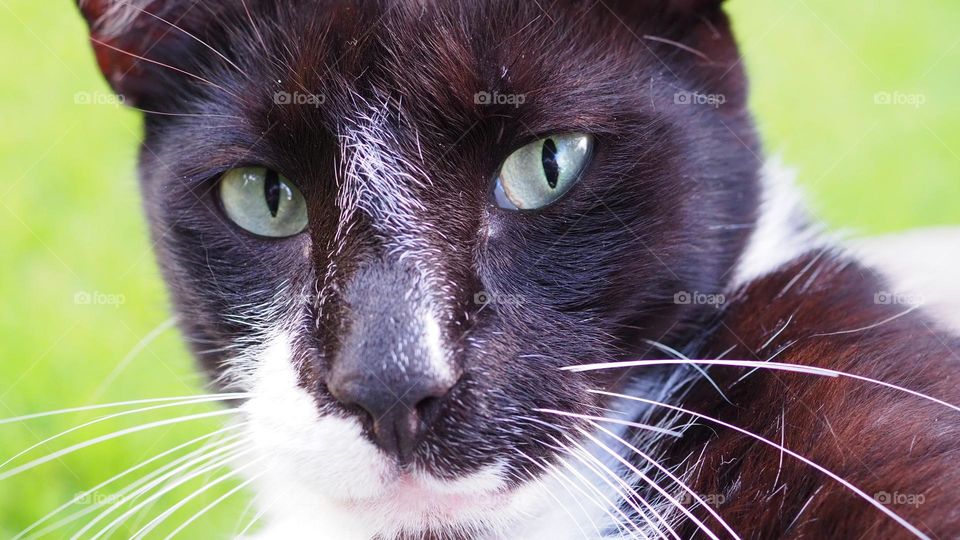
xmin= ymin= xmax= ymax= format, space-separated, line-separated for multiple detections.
xmin=80 ymin=0 xmax=760 ymax=535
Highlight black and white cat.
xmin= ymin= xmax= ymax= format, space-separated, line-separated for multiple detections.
xmin=71 ymin=1 xmax=959 ymax=539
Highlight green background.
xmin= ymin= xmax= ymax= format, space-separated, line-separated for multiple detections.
xmin=1 ymin=0 xmax=958 ymax=537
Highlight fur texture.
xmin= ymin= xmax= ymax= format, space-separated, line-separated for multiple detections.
xmin=74 ymin=1 xmax=960 ymax=539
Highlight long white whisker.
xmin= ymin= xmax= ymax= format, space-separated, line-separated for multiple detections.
xmin=163 ymin=472 xmax=262 ymax=540
xmin=588 ymin=389 xmax=931 ymax=540
xmin=566 ymin=359 xmax=960 ymax=414
xmin=564 ymin=437 xmax=674 ymax=540
xmin=1 ymin=396 xmax=244 ymax=472
xmin=15 ymin=423 xmax=245 ymax=539
xmin=517 ymin=450 xmax=601 ymax=538
xmin=87 ymin=317 xmax=179 ymax=402
xmin=537 ymin=409 xmax=683 ymax=438
xmin=131 ymin=458 xmax=264 ymax=539
xmin=514 ymin=449 xmax=598 ymax=539
xmin=811 ymin=306 xmax=921 ymax=337
xmin=575 ymin=426 xmax=723 ymax=540
xmin=236 ymin=505 xmax=268 ymax=538
xmin=0 ymin=409 xmax=240 ymax=481
xmin=642 ymin=339 xmax=730 ymax=404
xmin=118 ymin=1 xmax=250 ymax=79
xmin=88 ymin=37 xmax=245 ymax=102
xmin=0 ymin=393 xmax=248 ymax=425
xmin=585 ymin=420 xmax=741 ymax=540
xmin=556 ymin=450 xmax=644 ymax=539
xmin=76 ymin=444 xmax=252 ymax=540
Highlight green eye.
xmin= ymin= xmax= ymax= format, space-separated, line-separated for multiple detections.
xmin=493 ymin=133 xmax=594 ymax=210
xmin=219 ymin=167 xmax=308 ymax=238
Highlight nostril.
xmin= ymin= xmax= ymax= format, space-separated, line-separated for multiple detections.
xmin=414 ymin=395 xmax=444 ymax=428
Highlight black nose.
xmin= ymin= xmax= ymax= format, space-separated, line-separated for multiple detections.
xmin=328 ymin=371 xmax=455 ymax=460
xmin=326 ymin=257 xmax=460 ymax=461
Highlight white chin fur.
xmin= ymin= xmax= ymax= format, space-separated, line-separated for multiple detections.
xmin=239 ymin=332 xmax=614 ymax=540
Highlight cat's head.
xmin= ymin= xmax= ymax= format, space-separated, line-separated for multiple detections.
xmin=79 ymin=0 xmax=759 ymax=536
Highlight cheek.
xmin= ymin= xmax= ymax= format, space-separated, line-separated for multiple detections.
xmin=240 ymin=331 xmax=392 ymax=500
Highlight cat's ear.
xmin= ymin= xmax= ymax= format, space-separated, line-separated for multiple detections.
xmin=665 ymin=0 xmax=725 ymax=13
xmin=609 ymin=0 xmax=746 ymax=106
xmin=76 ymin=0 xmax=205 ymax=106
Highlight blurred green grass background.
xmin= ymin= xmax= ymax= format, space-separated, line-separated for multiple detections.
xmin=0 ymin=0 xmax=958 ymax=538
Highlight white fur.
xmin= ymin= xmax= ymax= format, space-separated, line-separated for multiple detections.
xmin=240 ymin=332 xmax=623 ymax=540
xmin=733 ymin=157 xmax=821 ymax=286
xmin=851 ymin=228 xmax=960 ymax=334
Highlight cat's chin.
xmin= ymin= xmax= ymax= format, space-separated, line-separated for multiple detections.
xmin=340 ymin=467 xmax=510 ymax=511
xmin=245 ymin=465 xmax=537 ymax=540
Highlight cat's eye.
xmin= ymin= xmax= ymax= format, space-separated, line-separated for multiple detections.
xmin=493 ymin=133 xmax=594 ymax=210
xmin=219 ymin=167 xmax=308 ymax=238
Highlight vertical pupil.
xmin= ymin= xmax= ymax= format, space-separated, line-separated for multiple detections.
xmin=541 ymin=139 xmax=560 ymax=189
xmin=264 ymin=169 xmax=281 ymax=218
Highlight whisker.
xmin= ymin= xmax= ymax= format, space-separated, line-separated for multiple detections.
xmin=566 ymin=359 xmax=960 ymax=414
xmin=125 ymin=107 xmax=245 ymax=120
xmin=88 ymin=37 xmax=245 ymax=102
xmin=584 ymin=420 xmax=741 ymax=540
xmin=0 ymin=393 xmax=248 ymax=425
xmin=642 ymin=340 xmax=731 ymax=405
xmin=564 ymin=438 xmax=675 ymax=540
xmin=235 ymin=504 xmax=268 ymax=538
xmin=555 ymin=453 xmax=643 ymax=538
xmin=0 ymin=409 xmax=240 ymax=481
xmin=236 ymin=509 xmax=267 ymax=538
xmin=589 ymin=389 xmax=931 ymax=540
xmin=15 ymin=423 xmax=245 ymax=539
xmin=576 ymin=426 xmax=725 ymax=540
xmin=162 ymin=472 xmax=262 ymax=540
xmin=130 ymin=457 xmax=264 ymax=539
xmin=520 ymin=424 xmax=641 ymax=539
xmin=536 ymin=409 xmax=683 ymax=438
xmin=88 ymin=317 xmax=178 ymax=402
xmin=514 ymin=449 xmax=601 ymax=539
xmin=32 ymin=436 xmax=246 ymax=539
xmin=811 ymin=305 xmax=921 ymax=337
xmin=1 ymin=395 xmax=246 ymax=471
xmin=643 ymin=34 xmax=713 ymax=63
xmin=117 ymin=1 xmax=250 ymax=79
xmin=75 ymin=443 xmax=252 ymax=540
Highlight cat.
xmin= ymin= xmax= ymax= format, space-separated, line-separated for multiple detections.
xmin=72 ymin=0 xmax=959 ymax=538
